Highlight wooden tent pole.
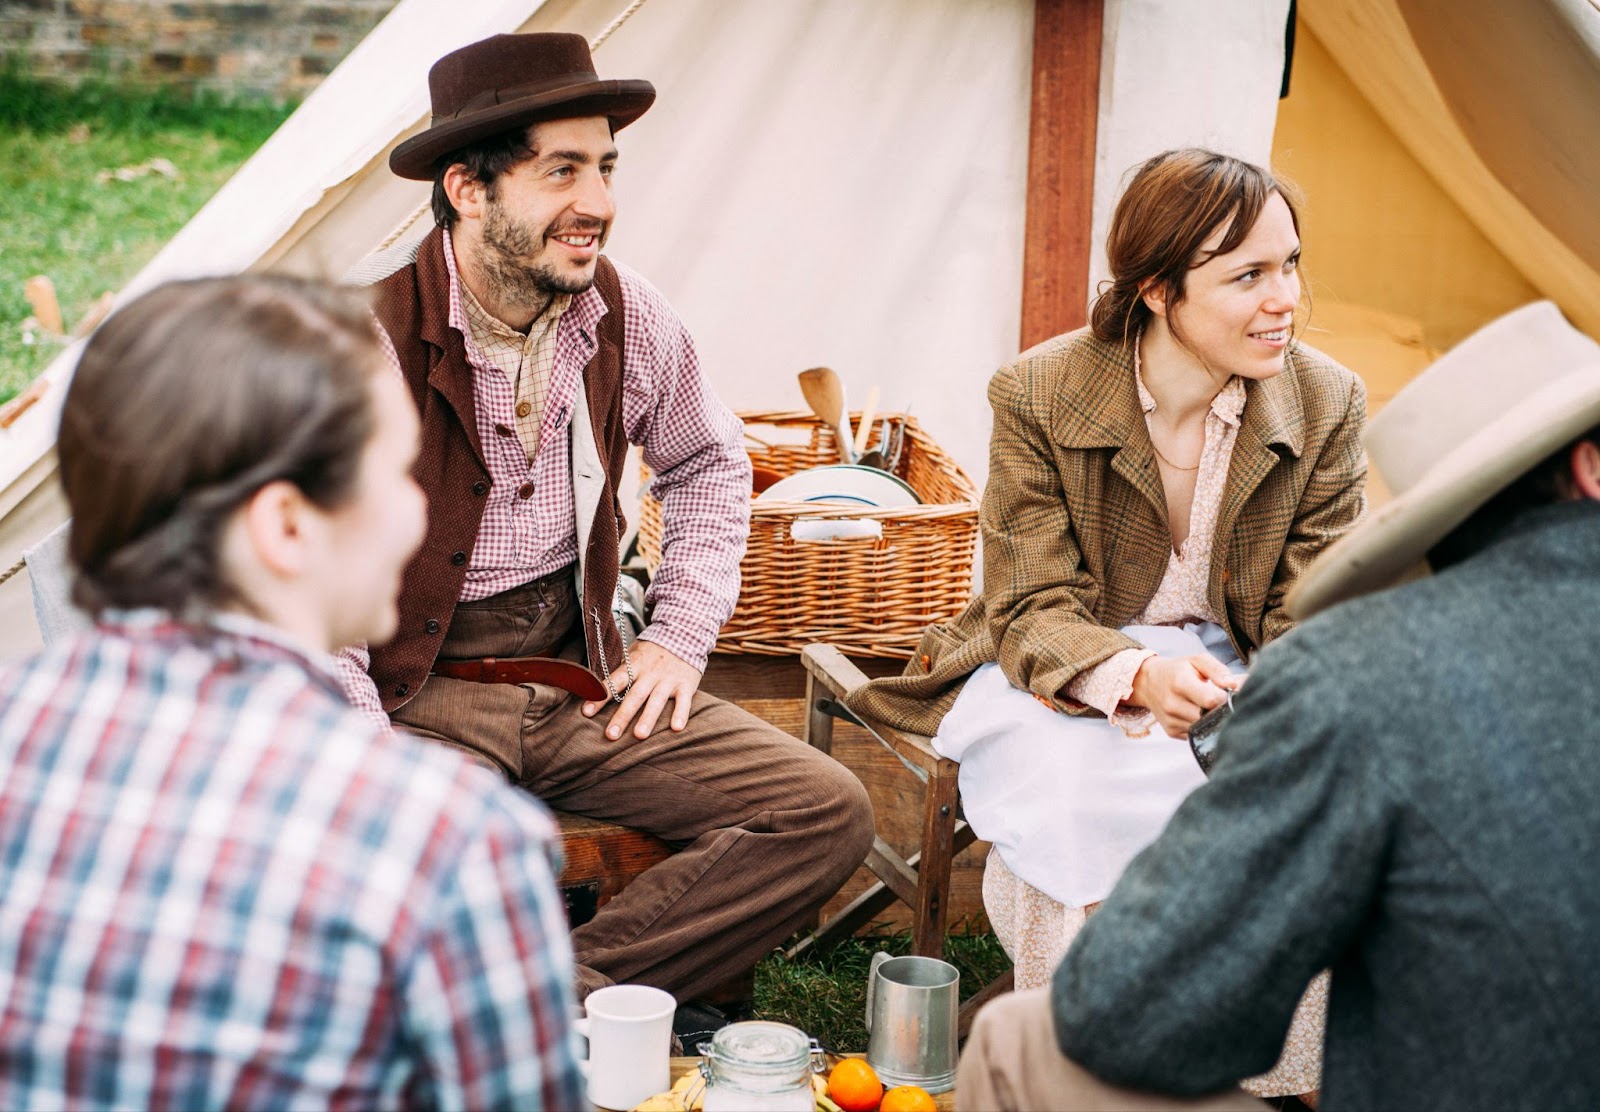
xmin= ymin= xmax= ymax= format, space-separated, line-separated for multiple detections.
xmin=1019 ymin=0 xmax=1103 ymax=350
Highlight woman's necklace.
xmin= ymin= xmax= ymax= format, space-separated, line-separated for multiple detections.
xmin=1135 ymin=330 xmax=1203 ymax=471
xmin=1150 ymin=439 xmax=1201 ymax=471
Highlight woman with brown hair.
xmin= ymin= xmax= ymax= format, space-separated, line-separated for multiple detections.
xmin=0 ymin=275 xmax=584 ymax=1108
xmin=848 ymin=148 xmax=1366 ymax=1099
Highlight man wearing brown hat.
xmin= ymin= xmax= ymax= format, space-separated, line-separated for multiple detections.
xmin=957 ymin=301 xmax=1600 ymax=1110
xmin=334 ymin=32 xmax=873 ymax=1017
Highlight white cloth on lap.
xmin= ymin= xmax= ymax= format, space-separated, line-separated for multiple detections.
xmin=933 ymin=621 xmax=1244 ymax=908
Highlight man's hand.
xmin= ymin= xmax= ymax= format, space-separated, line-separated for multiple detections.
xmin=1127 ymin=654 xmax=1240 ymax=739
xmin=581 ymin=640 xmax=702 ymax=741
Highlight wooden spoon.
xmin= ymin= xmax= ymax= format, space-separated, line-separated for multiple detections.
xmin=852 ymin=386 xmax=880 ymax=457
xmin=798 ymin=366 xmax=853 ymax=463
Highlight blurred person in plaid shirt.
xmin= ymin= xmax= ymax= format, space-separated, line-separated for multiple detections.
xmin=0 ymin=275 xmax=582 ymax=1109
xmin=339 ymin=29 xmax=873 ymax=1029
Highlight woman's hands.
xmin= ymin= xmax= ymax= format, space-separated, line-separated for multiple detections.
xmin=1128 ymin=654 xmax=1241 ymax=738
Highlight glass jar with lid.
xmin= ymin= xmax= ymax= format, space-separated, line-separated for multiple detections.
xmin=698 ymin=1020 xmax=822 ymax=1112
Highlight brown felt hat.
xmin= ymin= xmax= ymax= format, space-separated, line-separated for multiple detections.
xmin=389 ymin=32 xmax=656 ymax=181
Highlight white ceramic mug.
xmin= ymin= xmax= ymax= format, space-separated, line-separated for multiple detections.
xmin=573 ymin=984 xmax=676 ymax=1110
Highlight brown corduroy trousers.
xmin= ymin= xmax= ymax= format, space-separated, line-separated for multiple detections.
xmin=392 ymin=570 xmax=875 ymax=1002
xmin=958 ymin=989 xmax=1265 ymax=1111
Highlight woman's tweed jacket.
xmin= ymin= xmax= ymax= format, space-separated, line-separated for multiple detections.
xmin=845 ymin=328 xmax=1367 ymax=737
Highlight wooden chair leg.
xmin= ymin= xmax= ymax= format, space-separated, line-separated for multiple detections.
xmin=803 ymin=668 xmax=836 ymax=757
xmin=911 ymin=756 xmax=960 ymax=959
xmin=787 ymin=818 xmax=977 ymax=961
xmin=801 ymin=665 xmax=841 ymax=938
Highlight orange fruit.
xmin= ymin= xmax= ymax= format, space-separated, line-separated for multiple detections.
xmin=879 ymin=1084 xmax=938 ymax=1112
xmin=828 ymin=1058 xmax=884 ymax=1112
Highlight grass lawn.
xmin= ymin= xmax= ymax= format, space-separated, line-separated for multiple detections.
xmin=0 ymin=69 xmax=293 ymax=403
xmin=753 ymin=927 xmax=1009 ymax=1053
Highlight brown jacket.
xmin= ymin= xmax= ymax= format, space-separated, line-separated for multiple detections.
xmin=364 ymin=227 xmax=629 ymax=711
xmin=845 ymin=328 xmax=1367 ymax=736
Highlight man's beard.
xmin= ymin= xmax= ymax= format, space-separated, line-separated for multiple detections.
xmin=477 ymin=200 xmax=604 ymax=305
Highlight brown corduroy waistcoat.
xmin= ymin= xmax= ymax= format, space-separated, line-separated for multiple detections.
xmin=366 ymin=227 xmax=629 ymax=712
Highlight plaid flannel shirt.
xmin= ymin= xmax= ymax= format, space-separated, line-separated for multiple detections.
xmin=0 ymin=610 xmax=582 ymax=1110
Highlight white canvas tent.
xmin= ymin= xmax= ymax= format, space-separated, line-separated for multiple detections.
xmin=2 ymin=0 xmax=1597 ymax=659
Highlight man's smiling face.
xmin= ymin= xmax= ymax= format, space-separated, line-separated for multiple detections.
xmin=474 ymin=115 xmax=618 ymax=300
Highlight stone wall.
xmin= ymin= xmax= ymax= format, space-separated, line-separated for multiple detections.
xmin=2 ymin=0 xmax=402 ymax=99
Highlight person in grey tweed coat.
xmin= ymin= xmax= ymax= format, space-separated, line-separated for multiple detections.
xmin=958 ymin=299 xmax=1600 ymax=1111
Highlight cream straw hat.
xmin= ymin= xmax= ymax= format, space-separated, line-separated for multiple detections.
xmin=1287 ymin=301 xmax=1600 ymax=619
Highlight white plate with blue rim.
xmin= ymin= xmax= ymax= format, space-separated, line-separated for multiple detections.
xmin=756 ymin=464 xmax=921 ymax=508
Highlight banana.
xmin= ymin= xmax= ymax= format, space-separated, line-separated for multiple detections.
xmin=673 ymin=1068 xmax=706 ymax=1112
xmin=637 ymin=1065 xmax=848 ymax=1112
xmin=630 ymin=1068 xmax=707 ymax=1112
xmin=630 ymin=1095 xmax=685 ymax=1112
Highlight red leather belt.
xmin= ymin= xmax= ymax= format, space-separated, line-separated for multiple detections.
xmin=430 ymin=656 xmax=610 ymax=701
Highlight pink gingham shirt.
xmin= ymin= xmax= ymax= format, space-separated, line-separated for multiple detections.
xmin=458 ymin=274 xmax=569 ymax=461
xmin=336 ymin=231 xmax=748 ymax=722
xmin=1066 ymin=347 xmax=1247 ymax=737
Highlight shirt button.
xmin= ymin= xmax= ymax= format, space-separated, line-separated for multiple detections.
xmin=516 ymin=401 xmax=532 ymax=418
xmin=451 ymin=551 xmax=467 ymax=565
xmin=494 ymin=423 xmax=513 ymax=437
xmin=517 ymin=481 xmax=535 ymax=500
xmin=395 ymin=683 xmax=409 ymax=697
xmin=472 ymin=481 xmax=488 ymax=496
xmin=425 ymin=619 xmax=440 ymax=634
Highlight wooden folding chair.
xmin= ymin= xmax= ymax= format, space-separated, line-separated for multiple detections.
xmin=790 ymin=643 xmax=1013 ymax=1034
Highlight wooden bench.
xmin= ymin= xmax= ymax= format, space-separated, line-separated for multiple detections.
xmin=556 ymin=812 xmax=673 ymax=927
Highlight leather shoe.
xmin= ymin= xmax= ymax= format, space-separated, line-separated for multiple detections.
xmin=672 ymin=1000 xmax=732 ymax=1056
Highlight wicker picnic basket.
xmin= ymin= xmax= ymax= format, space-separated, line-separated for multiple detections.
xmin=636 ymin=410 xmax=979 ymax=657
